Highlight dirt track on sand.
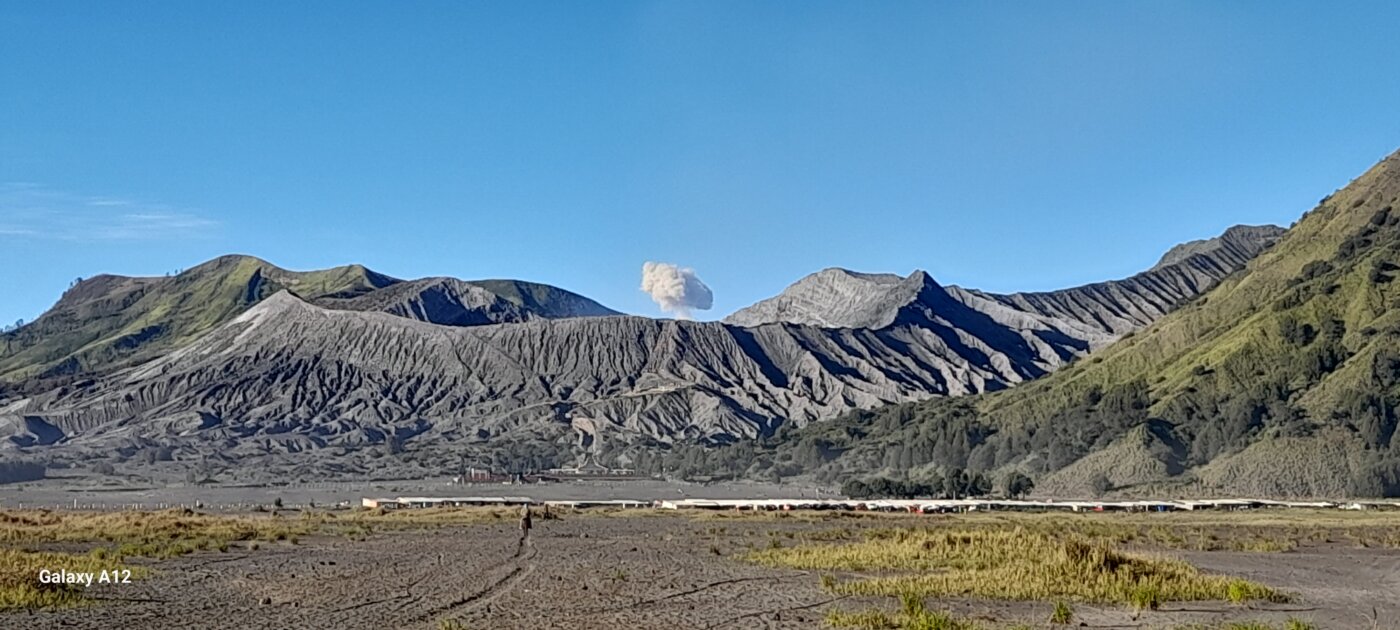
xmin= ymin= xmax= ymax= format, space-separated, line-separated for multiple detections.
xmin=5 ymin=515 xmax=1398 ymax=629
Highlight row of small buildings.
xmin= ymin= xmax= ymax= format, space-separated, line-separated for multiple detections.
xmin=361 ymin=496 xmax=648 ymax=510
xmin=361 ymin=496 xmax=1400 ymax=512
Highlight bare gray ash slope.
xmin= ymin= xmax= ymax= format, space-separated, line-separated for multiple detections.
xmin=973 ymin=224 xmax=1287 ymax=336
xmin=4 ymin=288 xmax=1081 ymax=455
xmin=724 ymin=224 xmax=1283 ymax=338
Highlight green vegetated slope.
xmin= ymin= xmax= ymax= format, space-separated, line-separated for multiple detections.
xmin=0 ymin=253 xmax=625 ymax=391
xmin=663 ymin=149 xmax=1400 ymax=498
xmin=0 ymin=255 xmax=395 ymax=384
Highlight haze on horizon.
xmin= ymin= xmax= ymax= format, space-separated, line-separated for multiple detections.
xmin=3 ymin=1 xmax=1400 ymax=326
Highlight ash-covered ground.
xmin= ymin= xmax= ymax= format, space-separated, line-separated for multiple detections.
xmin=4 ymin=512 xmax=1395 ymax=629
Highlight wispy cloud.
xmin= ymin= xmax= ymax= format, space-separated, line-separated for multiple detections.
xmin=0 ymin=183 xmax=219 ymax=241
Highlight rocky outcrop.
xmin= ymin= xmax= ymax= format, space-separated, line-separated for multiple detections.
xmin=724 ymin=269 xmax=915 ymax=329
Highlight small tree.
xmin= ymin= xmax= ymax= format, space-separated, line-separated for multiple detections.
xmin=967 ymin=472 xmax=992 ymax=497
xmin=0 ymin=460 xmax=46 ymax=484
xmin=943 ymin=467 xmax=969 ymax=499
xmin=1004 ymin=472 xmax=1035 ymax=499
xmin=923 ymin=476 xmax=946 ymax=499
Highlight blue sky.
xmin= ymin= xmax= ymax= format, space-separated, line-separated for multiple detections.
xmin=3 ymin=1 xmax=1400 ymax=325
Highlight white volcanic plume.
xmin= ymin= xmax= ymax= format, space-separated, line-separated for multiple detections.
xmin=640 ymin=261 xmax=713 ymax=319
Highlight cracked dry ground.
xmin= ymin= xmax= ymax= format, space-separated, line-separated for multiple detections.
xmin=4 ymin=516 xmax=841 ymax=630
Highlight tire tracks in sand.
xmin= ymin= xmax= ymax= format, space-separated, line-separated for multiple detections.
xmin=415 ymin=533 xmax=538 ymax=627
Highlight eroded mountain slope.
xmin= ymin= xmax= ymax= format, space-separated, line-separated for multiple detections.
xmin=4 ymin=278 xmax=1100 ymax=455
xmin=725 ymin=225 xmax=1283 ymax=339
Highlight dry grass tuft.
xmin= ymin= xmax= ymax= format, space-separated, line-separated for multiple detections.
xmin=749 ymin=528 xmax=1287 ymax=606
xmin=0 ymin=508 xmax=321 ymax=552
xmin=0 ymin=549 xmax=145 ymax=611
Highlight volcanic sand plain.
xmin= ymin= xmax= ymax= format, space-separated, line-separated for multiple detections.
xmin=2 ymin=507 xmax=1398 ymax=629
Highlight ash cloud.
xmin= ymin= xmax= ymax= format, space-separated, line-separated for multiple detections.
xmin=640 ymin=261 xmax=713 ymax=320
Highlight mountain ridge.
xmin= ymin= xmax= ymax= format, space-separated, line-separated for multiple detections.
xmin=0 ymin=255 xmax=618 ymax=384
xmin=0 ymin=207 xmax=1288 ymax=481
xmin=725 ymin=224 xmax=1284 ymax=341
xmin=5 ymin=287 xmax=1078 ymax=451
xmin=0 ymin=221 xmax=1288 ymax=481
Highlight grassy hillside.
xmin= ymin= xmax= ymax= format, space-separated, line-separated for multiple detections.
xmin=649 ymin=149 xmax=1400 ymax=497
xmin=0 ymin=256 xmax=618 ymax=397
xmin=0 ymin=255 xmax=395 ymax=384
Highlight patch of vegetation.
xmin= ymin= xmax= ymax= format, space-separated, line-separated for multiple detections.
xmin=0 ymin=548 xmax=145 ymax=611
xmin=0 ymin=255 xmax=392 ymax=384
xmin=837 ymin=467 xmax=1018 ymax=499
xmin=749 ymin=528 xmax=1287 ymax=606
xmin=0 ymin=461 xmax=45 ymax=484
xmin=0 ymin=508 xmax=322 ymax=557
